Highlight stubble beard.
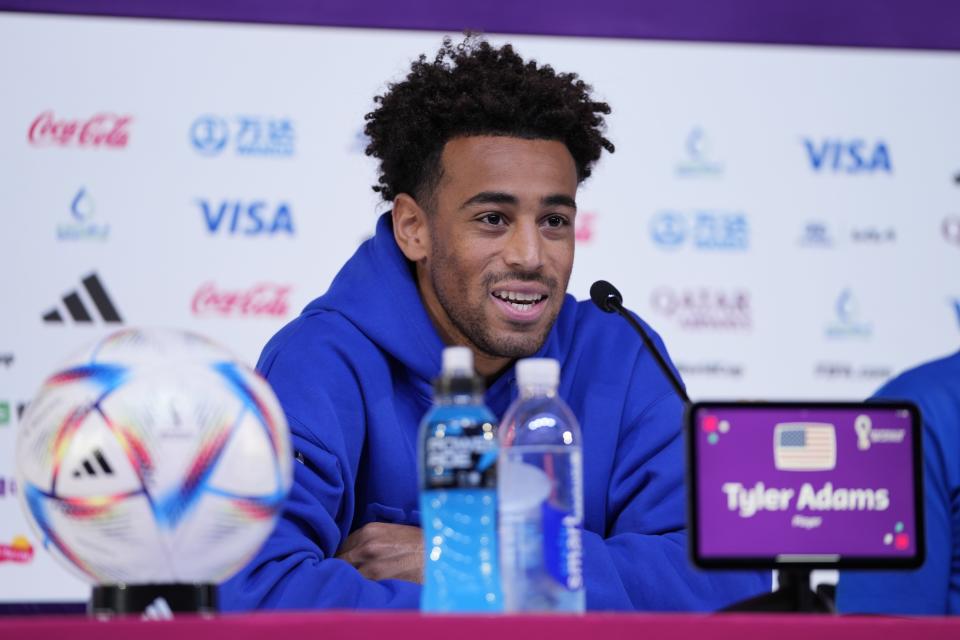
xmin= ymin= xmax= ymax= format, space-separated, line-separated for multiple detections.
xmin=428 ymin=243 xmax=563 ymax=360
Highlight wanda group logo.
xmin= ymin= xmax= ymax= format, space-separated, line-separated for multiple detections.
xmin=192 ymin=282 xmax=291 ymax=318
xmin=28 ymin=111 xmax=132 ymax=148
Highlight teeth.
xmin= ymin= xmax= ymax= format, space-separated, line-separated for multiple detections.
xmin=494 ymin=291 xmax=544 ymax=303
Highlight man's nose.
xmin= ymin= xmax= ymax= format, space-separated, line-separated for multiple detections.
xmin=503 ymin=219 xmax=544 ymax=271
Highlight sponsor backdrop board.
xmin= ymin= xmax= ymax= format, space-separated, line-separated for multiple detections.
xmin=0 ymin=12 xmax=958 ymax=601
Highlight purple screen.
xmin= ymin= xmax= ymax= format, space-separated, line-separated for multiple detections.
xmin=694 ymin=406 xmax=917 ymax=561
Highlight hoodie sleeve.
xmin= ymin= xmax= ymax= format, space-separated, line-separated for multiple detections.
xmin=220 ymin=415 xmax=419 ymax=610
xmin=835 ymin=408 xmax=953 ymax=614
xmin=219 ymin=321 xmax=420 ymax=610
xmin=836 ymin=376 xmax=959 ymax=614
xmin=584 ymin=384 xmax=770 ymax=610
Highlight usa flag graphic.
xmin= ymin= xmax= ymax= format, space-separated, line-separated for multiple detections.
xmin=773 ymin=423 xmax=836 ymax=471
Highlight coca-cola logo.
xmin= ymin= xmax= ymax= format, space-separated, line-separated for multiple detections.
xmin=192 ymin=282 xmax=291 ymax=317
xmin=575 ymin=212 xmax=598 ymax=245
xmin=28 ymin=111 xmax=132 ymax=148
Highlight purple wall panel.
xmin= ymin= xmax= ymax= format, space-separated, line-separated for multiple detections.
xmin=1 ymin=0 xmax=959 ymax=51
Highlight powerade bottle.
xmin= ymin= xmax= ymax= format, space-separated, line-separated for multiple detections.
xmin=499 ymin=358 xmax=585 ymax=612
xmin=419 ymin=347 xmax=502 ymax=612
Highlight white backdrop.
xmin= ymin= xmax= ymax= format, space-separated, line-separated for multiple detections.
xmin=0 ymin=12 xmax=958 ymax=601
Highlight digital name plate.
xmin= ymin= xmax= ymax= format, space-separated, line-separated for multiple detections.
xmin=688 ymin=402 xmax=924 ymax=569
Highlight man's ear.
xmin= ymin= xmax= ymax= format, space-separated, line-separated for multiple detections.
xmin=392 ymin=193 xmax=430 ymax=263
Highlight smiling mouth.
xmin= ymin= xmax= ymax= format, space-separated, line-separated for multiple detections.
xmin=490 ymin=290 xmax=548 ymax=314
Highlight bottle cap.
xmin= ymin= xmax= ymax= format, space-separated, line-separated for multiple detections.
xmin=516 ymin=358 xmax=560 ymax=389
xmin=441 ymin=346 xmax=474 ymax=377
xmin=435 ymin=346 xmax=483 ymax=396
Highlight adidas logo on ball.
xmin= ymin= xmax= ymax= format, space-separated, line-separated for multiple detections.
xmin=71 ymin=449 xmax=114 ymax=479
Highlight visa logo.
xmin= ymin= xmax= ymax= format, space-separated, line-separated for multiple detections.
xmin=803 ymin=138 xmax=892 ymax=174
xmin=198 ymin=200 xmax=294 ymax=235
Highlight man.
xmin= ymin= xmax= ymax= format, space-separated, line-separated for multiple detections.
xmin=837 ymin=350 xmax=960 ymax=614
xmin=221 ymin=36 xmax=768 ymax=610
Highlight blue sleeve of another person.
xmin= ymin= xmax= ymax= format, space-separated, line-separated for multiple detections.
xmin=837 ymin=354 xmax=960 ymax=615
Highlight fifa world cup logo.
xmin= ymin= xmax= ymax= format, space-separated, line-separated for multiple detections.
xmin=855 ymin=415 xmax=872 ymax=451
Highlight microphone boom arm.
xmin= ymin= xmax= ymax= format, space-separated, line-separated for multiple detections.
xmin=608 ymin=300 xmax=691 ymax=405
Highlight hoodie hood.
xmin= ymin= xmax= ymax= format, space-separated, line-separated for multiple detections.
xmin=304 ymin=213 xmax=446 ymax=385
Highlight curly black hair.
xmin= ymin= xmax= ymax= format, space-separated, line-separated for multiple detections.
xmin=364 ymin=35 xmax=615 ymax=205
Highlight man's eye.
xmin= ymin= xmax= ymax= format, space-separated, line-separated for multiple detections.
xmin=545 ymin=215 xmax=569 ymax=228
xmin=480 ymin=213 xmax=504 ymax=226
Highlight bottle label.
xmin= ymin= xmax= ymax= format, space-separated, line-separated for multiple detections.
xmin=420 ymin=489 xmax=502 ymax=612
xmin=423 ymin=421 xmax=498 ymax=490
xmin=542 ymin=502 xmax=584 ymax=591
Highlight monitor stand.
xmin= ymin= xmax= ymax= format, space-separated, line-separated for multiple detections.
xmin=721 ymin=569 xmax=834 ymax=613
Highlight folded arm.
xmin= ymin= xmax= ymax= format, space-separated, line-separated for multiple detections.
xmin=220 ymin=422 xmax=421 ymax=610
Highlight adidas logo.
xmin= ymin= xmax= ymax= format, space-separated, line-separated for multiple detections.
xmin=43 ymin=272 xmax=122 ymax=324
xmin=72 ymin=449 xmax=114 ymax=478
xmin=142 ymin=596 xmax=174 ymax=620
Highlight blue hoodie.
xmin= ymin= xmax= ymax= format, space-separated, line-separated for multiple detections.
xmin=220 ymin=213 xmax=769 ymax=611
xmin=837 ymin=351 xmax=960 ymax=614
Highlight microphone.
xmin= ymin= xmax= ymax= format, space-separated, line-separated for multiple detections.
xmin=589 ymin=280 xmax=690 ymax=405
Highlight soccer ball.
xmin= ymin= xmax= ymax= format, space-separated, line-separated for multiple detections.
xmin=16 ymin=328 xmax=292 ymax=585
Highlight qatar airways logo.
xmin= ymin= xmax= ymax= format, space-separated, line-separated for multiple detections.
xmin=650 ymin=287 xmax=751 ymax=330
xmin=192 ymin=282 xmax=291 ymax=318
xmin=28 ymin=111 xmax=132 ymax=148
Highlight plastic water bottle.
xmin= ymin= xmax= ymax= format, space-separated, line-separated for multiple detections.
xmin=499 ymin=358 xmax=585 ymax=612
xmin=419 ymin=347 xmax=502 ymax=612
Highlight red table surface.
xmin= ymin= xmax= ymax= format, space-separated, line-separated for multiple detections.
xmin=1 ymin=611 xmax=958 ymax=640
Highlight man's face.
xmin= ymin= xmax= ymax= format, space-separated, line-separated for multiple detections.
xmin=417 ymin=136 xmax=578 ymax=360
